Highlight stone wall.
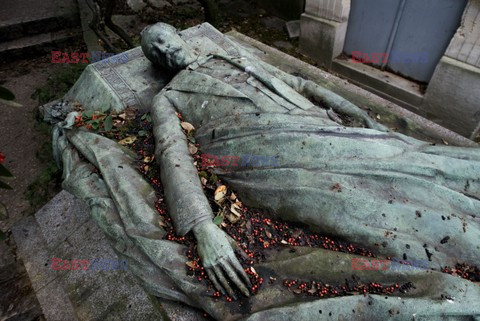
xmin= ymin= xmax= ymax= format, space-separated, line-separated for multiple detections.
xmin=423 ymin=0 xmax=480 ymax=138
xmin=300 ymin=0 xmax=480 ymax=139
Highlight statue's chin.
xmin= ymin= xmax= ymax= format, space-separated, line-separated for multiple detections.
xmin=166 ymin=54 xmax=195 ymax=71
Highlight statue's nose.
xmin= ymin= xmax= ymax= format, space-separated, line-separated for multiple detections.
xmin=153 ymin=42 xmax=166 ymax=53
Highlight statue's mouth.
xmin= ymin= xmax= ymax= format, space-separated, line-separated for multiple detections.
xmin=168 ymin=48 xmax=181 ymax=57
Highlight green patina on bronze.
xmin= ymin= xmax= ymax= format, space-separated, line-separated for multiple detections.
xmin=46 ymin=23 xmax=480 ymax=320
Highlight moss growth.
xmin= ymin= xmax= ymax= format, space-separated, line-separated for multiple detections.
xmin=22 ymin=111 xmax=62 ymax=215
xmin=24 ymin=63 xmax=88 ymax=214
xmin=31 ymin=63 xmax=87 ymax=104
xmin=24 ymin=162 xmax=61 ymax=214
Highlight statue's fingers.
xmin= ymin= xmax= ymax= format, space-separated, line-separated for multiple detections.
xmin=213 ymin=265 xmax=236 ymax=300
xmin=227 ymin=235 xmax=249 ymax=260
xmin=206 ymin=268 xmax=225 ymax=295
xmin=228 ymin=255 xmax=252 ymax=287
xmin=222 ymin=259 xmax=250 ymax=297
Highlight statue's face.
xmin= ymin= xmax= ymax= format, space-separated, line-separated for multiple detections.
xmin=141 ymin=23 xmax=196 ymax=71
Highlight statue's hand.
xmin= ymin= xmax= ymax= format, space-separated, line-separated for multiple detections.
xmin=193 ymin=221 xmax=251 ymax=299
xmin=364 ymin=117 xmax=390 ymax=132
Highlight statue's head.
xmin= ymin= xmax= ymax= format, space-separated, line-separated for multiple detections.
xmin=141 ymin=23 xmax=197 ymax=71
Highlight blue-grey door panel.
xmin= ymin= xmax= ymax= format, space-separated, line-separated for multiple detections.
xmin=343 ymin=0 xmax=400 ymax=67
xmin=387 ymin=0 xmax=468 ymax=82
xmin=343 ymin=0 xmax=468 ymax=83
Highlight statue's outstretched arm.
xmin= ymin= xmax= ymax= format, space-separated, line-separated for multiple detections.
xmin=225 ymin=37 xmax=388 ymax=131
xmin=151 ymin=92 xmax=251 ymax=298
xmin=261 ymin=61 xmax=389 ymax=131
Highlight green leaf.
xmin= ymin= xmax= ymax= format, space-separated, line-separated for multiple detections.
xmin=0 ymin=86 xmax=15 ymax=101
xmin=91 ymin=122 xmax=99 ymax=130
xmin=145 ymin=114 xmax=152 ymax=122
xmin=198 ymin=171 xmax=208 ymax=179
xmin=213 ymin=214 xmax=224 ymax=226
xmin=104 ymin=115 xmax=113 ymax=131
xmin=0 ymin=164 xmax=13 ymax=178
xmin=138 ymin=130 xmax=147 ymax=137
xmin=0 ymin=229 xmax=6 ymax=241
xmin=0 ymin=180 xmax=12 ymax=190
xmin=0 ymin=202 xmax=7 ymax=220
xmin=209 ymin=174 xmax=218 ymax=184
xmin=100 ymin=105 xmax=110 ymax=113
xmin=83 ymin=110 xmax=94 ymax=118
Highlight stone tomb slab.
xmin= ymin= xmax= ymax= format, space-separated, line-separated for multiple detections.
xmin=13 ymin=191 xmax=205 ymax=320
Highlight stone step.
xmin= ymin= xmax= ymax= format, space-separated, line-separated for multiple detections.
xmin=12 ymin=191 xmax=205 ymax=321
xmin=0 ymin=29 xmax=83 ymax=62
xmin=0 ymin=0 xmax=80 ymax=42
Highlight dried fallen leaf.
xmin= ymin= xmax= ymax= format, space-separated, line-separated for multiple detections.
xmin=181 ymin=121 xmax=195 ymax=133
xmin=376 ymin=114 xmax=381 ymax=120
xmin=442 ymin=139 xmax=449 ymax=145
xmin=229 ymin=192 xmax=237 ymax=201
xmin=250 ymin=267 xmax=258 ymax=276
xmin=113 ymin=119 xmax=124 ymax=128
xmin=200 ymin=177 xmax=208 ymax=186
xmin=186 ymin=261 xmax=196 ymax=269
xmin=214 ymin=185 xmax=227 ymax=202
xmin=188 ymin=143 xmax=198 ymax=154
xmin=144 ymin=156 xmax=154 ymax=163
xmin=226 ymin=213 xmax=241 ymax=223
xmin=125 ymin=107 xmax=137 ymax=120
xmin=157 ymin=217 xmax=167 ymax=227
xmin=292 ymin=229 xmax=302 ymax=238
xmin=230 ymin=203 xmax=242 ymax=217
xmin=281 ymin=240 xmax=288 ymax=245
xmin=245 ymin=220 xmax=252 ymax=232
xmin=266 ymin=231 xmax=272 ymax=239
xmin=118 ymin=136 xmax=137 ymax=145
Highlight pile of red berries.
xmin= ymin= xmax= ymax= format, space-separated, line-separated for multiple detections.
xmin=442 ymin=263 xmax=480 ymax=282
xmin=282 ymin=279 xmax=415 ymax=298
xmin=100 ymin=111 xmax=478 ymax=304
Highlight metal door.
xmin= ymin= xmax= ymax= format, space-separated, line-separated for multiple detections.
xmin=343 ymin=0 xmax=468 ymax=83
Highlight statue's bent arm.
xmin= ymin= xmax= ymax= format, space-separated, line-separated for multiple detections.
xmin=226 ymin=38 xmax=388 ymax=131
xmin=151 ymin=91 xmax=214 ymax=235
xmin=151 ymin=90 xmax=251 ymax=298
xmin=260 ymin=61 xmax=389 ymax=131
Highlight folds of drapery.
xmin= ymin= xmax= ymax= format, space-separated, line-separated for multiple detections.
xmin=50 ymin=112 xmax=480 ymax=320
xmin=196 ymin=112 xmax=480 ymax=270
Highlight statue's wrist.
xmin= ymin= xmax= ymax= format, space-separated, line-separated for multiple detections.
xmin=192 ymin=220 xmax=214 ymax=238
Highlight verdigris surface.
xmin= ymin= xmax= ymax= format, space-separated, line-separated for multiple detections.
xmin=45 ymin=23 xmax=480 ymax=320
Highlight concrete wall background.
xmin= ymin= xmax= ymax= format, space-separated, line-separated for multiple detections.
xmin=300 ymin=0 xmax=480 ymax=139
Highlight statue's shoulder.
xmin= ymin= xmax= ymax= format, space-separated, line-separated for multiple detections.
xmin=179 ymin=23 xmax=243 ymax=57
xmin=165 ymin=69 xmax=250 ymax=100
